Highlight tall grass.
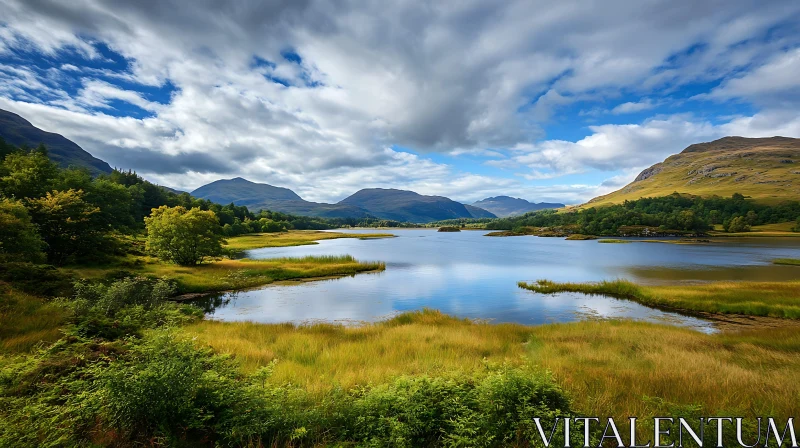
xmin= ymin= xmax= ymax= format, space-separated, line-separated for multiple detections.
xmin=519 ymin=279 xmax=800 ymax=318
xmin=184 ymin=309 xmax=532 ymax=394
xmin=0 ymin=283 xmax=66 ymax=353
xmin=183 ymin=310 xmax=800 ymax=424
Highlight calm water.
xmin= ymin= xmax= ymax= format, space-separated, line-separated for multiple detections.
xmin=195 ymin=229 xmax=800 ymax=333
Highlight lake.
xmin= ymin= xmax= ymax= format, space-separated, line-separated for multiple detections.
xmin=195 ymin=229 xmax=800 ymax=333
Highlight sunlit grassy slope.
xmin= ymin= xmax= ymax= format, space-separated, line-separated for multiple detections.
xmin=587 ymin=136 xmax=800 ymax=206
xmin=183 ymin=309 xmax=800 ymax=420
xmin=519 ymin=279 xmax=800 ymax=318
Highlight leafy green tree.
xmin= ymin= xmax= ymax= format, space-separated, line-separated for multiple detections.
xmin=0 ymin=148 xmax=60 ymax=199
xmin=726 ymin=216 xmax=750 ymax=233
xmin=0 ymin=198 xmax=45 ymax=263
xmin=145 ymin=206 xmax=224 ymax=265
xmin=27 ymin=189 xmax=103 ymax=265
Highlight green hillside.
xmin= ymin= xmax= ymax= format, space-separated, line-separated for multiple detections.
xmin=0 ymin=108 xmax=112 ymax=175
xmin=588 ymin=136 xmax=800 ymax=207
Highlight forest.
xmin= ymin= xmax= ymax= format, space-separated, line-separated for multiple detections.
xmin=485 ymin=193 xmax=800 ymax=235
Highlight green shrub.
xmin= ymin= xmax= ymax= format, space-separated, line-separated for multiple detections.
xmin=0 ymin=262 xmax=74 ymax=297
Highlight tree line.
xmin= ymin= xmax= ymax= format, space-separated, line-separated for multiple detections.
xmin=485 ymin=193 xmax=800 ymax=235
xmin=0 ymin=140 xmax=355 ymax=266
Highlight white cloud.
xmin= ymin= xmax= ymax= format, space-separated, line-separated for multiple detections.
xmin=0 ymin=0 xmax=799 ymax=206
xmin=611 ymin=99 xmax=658 ymax=114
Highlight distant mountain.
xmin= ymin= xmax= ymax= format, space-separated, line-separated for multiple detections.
xmin=339 ymin=188 xmax=494 ymax=223
xmin=0 ymin=108 xmax=112 ymax=174
xmin=472 ymin=196 xmax=564 ymax=217
xmin=191 ymin=178 xmax=372 ymax=218
xmin=587 ymin=136 xmax=800 ymax=207
xmin=463 ymin=204 xmax=496 ymax=219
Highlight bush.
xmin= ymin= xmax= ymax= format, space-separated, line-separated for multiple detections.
xmin=0 ymin=262 xmax=74 ymax=297
xmin=67 ymin=277 xmax=200 ymax=339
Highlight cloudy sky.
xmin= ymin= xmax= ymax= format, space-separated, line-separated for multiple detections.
xmin=1 ymin=0 xmax=799 ymax=204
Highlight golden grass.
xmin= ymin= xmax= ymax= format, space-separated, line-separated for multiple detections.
xmin=183 ymin=310 xmax=800 ymax=420
xmin=225 ymin=230 xmax=395 ymax=250
xmin=183 ymin=309 xmax=532 ymax=394
xmin=774 ymin=258 xmax=800 ymax=266
xmin=530 ymin=321 xmax=800 ymax=419
xmin=520 ymin=279 xmax=800 ymax=318
xmin=0 ymin=283 xmax=66 ymax=354
xmin=597 ymin=239 xmax=631 ymax=244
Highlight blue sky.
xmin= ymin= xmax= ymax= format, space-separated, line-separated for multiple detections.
xmin=1 ymin=0 xmax=799 ymax=204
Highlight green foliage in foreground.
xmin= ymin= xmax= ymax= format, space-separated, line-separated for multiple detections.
xmin=519 ymin=279 xmax=800 ymax=318
xmin=0 ymin=278 xmax=581 ymax=447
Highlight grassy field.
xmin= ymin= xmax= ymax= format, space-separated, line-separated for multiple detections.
xmin=0 ymin=283 xmax=66 ymax=354
xmin=774 ymin=258 xmax=800 ymax=266
xmin=225 ymin=230 xmax=394 ymax=250
xmin=519 ymin=279 xmax=800 ymax=318
xmin=709 ymin=222 xmax=800 ymax=238
xmin=183 ymin=309 xmax=800 ymax=422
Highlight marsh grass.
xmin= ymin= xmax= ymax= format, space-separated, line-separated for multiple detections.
xmin=519 ymin=279 xmax=800 ymax=318
xmin=597 ymin=239 xmax=631 ymax=243
xmin=143 ymin=256 xmax=385 ymax=293
xmin=225 ymin=230 xmax=394 ymax=250
xmin=0 ymin=283 xmax=66 ymax=353
xmin=184 ymin=309 xmax=533 ymax=395
xmin=183 ymin=309 xmax=800 ymax=424
xmin=774 ymin=258 xmax=800 ymax=266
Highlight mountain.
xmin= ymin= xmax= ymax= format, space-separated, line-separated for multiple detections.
xmin=587 ymin=136 xmax=800 ymax=207
xmin=339 ymin=188 xmax=494 ymax=223
xmin=191 ymin=178 xmax=372 ymax=218
xmin=463 ymin=204 xmax=496 ymax=219
xmin=0 ymin=108 xmax=112 ymax=174
xmin=472 ymin=196 xmax=565 ymax=217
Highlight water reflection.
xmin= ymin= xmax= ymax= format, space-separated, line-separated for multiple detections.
xmin=192 ymin=229 xmax=800 ymax=332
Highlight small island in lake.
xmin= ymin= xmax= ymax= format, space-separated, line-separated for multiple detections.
xmin=438 ymin=226 xmax=461 ymax=232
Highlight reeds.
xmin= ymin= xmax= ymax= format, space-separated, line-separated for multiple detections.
xmin=519 ymin=279 xmax=800 ymax=318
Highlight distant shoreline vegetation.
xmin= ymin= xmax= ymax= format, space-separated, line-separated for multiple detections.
xmin=483 ymin=193 xmax=800 ymax=237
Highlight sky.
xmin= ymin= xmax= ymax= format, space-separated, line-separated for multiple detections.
xmin=1 ymin=1 xmax=799 ymax=205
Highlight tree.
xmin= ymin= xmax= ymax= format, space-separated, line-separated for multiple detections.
xmin=27 ymin=189 xmax=104 ymax=265
xmin=0 ymin=198 xmax=45 ymax=263
xmin=726 ymin=216 xmax=750 ymax=233
xmin=0 ymin=149 xmax=60 ymax=200
xmin=145 ymin=206 xmax=224 ymax=265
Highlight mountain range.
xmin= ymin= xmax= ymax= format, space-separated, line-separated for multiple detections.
xmin=588 ymin=136 xmax=800 ymax=207
xmin=191 ymin=179 xmax=502 ymax=223
xmin=0 ymin=108 xmax=112 ymax=175
xmin=472 ymin=196 xmax=565 ymax=217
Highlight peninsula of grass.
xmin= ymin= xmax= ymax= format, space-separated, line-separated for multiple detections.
xmin=565 ymin=234 xmax=597 ymax=240
xmin=437 ymin=226 xmax=461 ymax=232
xmin=518 ymin=279 xmax=800 ymax=318
xmin=597 ymin=239 xmax=631 ymax=243
xmin=184 ymin=309 xmax=800 ymax=424
xmin=65 ymin=255 xmax=385 ymax=295
xmin=225 ymin=230 xmax=395 ymax=251
xmin=774 ymin=258 xmax=800 ymax=266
